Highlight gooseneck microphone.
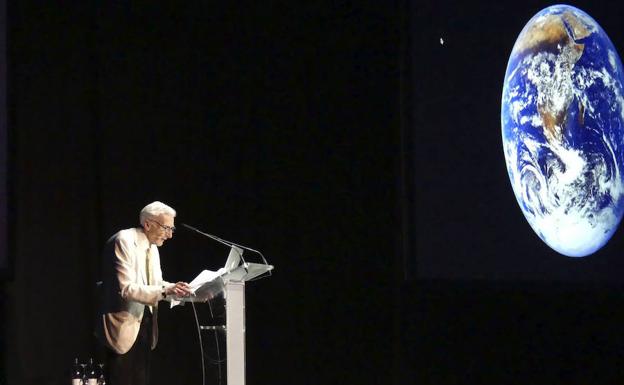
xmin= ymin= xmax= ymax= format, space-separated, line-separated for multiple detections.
xmin=180 ymin=223 xmax=271 ymax=275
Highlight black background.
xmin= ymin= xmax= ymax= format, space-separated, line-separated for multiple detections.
xmin=3 ymin=1 xmax=624 ymax=385
xmin=2 ymin=2 xmax=399 ymax=385
xmin=0 ymin=0 xmax=6 ymax=277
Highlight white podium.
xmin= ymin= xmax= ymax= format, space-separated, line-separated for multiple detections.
xmin=225 ymin=280 xmax=245 ymax=385
xmin=177 ymin=246 xmax=273 ymax=385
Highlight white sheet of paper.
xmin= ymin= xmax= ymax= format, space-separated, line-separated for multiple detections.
xmin=168 ymin=267 xmax=228 ymax=308
xmin=189 ymin=267 xmax=227 ymax=292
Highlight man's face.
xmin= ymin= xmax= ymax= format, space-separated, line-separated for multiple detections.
xmin=144 ymin=214 xmax=175 ymax=246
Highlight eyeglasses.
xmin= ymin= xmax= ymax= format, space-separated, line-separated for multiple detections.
xmin=149 ymin=219 xmax=176 ymax=233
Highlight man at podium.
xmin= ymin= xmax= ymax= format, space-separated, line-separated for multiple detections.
xmin=96 ymin=201 xmax=192 ymax=385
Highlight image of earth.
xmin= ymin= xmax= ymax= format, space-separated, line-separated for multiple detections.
xmin=501 ymin=5 xmax=624 ymax=257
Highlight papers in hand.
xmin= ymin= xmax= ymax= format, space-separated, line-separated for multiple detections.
xmin=189 ymin=267 xmax=227 ymax=294
xmin=169 ymin=267 xmax=227 ymax=308
xmin=167 ymin=267 xmax=227 ymax=307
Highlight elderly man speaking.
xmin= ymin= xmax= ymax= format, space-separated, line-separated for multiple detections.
xmin=96 ymin=201 xmax=192 ymax=385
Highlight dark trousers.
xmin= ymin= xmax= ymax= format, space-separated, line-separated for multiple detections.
xmin=106 ymin=309 xmax=153 ymax=385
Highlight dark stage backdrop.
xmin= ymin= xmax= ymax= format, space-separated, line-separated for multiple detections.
xmin=2 ymin=2 xmax=400 ymax=385
xmin=6 ymin=2 xmax=624 ymax=385
xmin=0 ymin=0 xmax=7 ymax=277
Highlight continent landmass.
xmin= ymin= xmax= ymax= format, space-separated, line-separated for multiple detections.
xmin=513 ymin=11 xmax=591 ymax=144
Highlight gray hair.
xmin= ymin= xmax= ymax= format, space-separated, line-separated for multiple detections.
xmin=139 ymin=201 xmax=176 ymax=225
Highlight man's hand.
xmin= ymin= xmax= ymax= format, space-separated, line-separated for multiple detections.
xmin=166 ymin=282 xmax=193 ymax=297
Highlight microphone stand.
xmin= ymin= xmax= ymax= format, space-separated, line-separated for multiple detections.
xmin=180 ymin=223 xmax=272 ymax=280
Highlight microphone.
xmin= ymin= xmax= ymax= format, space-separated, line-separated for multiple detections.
xmin=180 ymin=223 xmax=271 ymax=271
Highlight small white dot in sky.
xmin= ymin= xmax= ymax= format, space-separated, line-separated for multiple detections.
xmin=440 ymin=37 xmax=444 ymax=45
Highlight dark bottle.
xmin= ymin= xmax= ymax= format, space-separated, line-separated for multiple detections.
xmin=97 ymin=363 xmax=106 ymax=385
xmin=71 ymin=358 xmax=83 ymax=385
xmin=86 ymin=358 xmax=98 ymax=385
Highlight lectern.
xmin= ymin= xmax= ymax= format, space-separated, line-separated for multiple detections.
xmin=177 ymin=246 xmax=274 ymax=385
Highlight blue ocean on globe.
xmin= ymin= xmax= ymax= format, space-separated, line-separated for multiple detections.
xmin=501 ymin=5 xmax=624 ymax=257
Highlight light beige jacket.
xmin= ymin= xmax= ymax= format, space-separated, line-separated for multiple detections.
xmin=96 ymin=228 xmax=172 ymax=354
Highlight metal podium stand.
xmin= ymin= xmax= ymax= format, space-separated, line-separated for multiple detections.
xmin=177 ymin=247 xmax=274 ymax=385
xmin=225 ymin=280 xmax=245 ymax=385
